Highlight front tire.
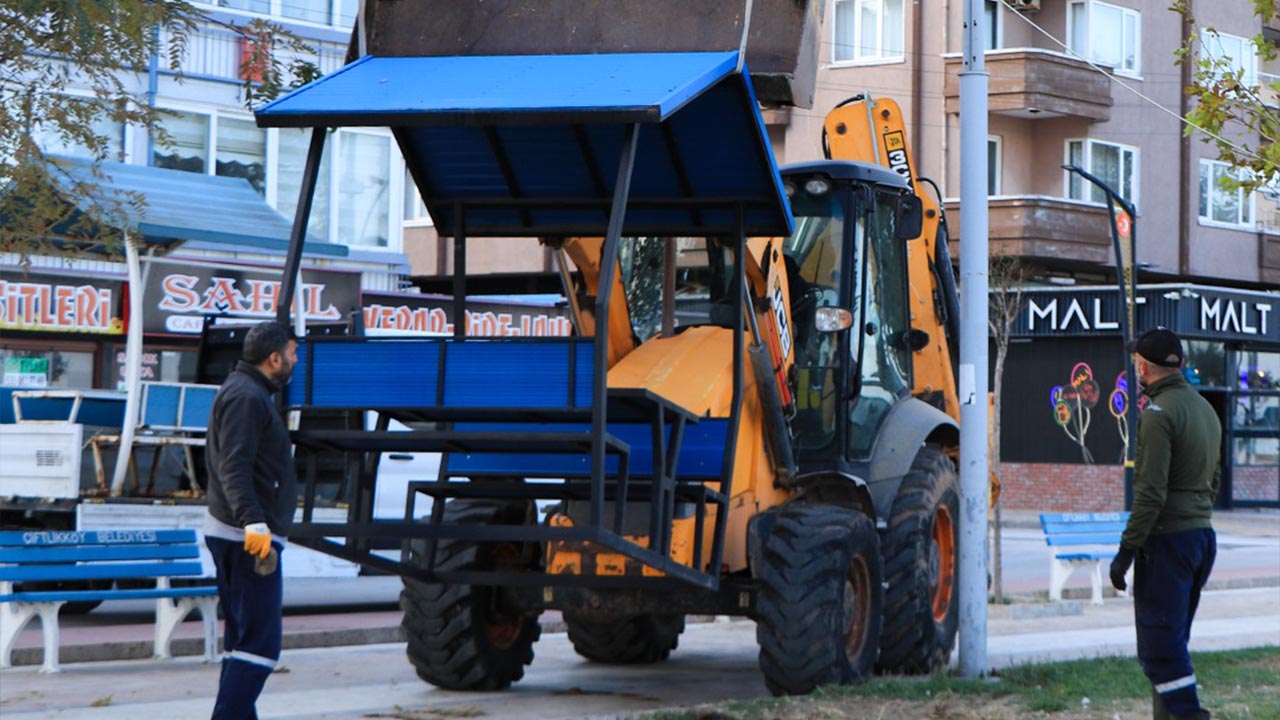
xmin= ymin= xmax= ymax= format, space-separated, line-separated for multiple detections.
xmin=877 ymin=446 xmax=960 ymax=674
xmin=399 ymin=499 xmax=542 ymax=691
xmin=564 ymin=612 xmax=685 ymax=664
xmin=756 ymin=504 xmax=883 ymax=695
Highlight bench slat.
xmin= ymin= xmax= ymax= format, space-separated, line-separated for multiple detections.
xmin=0 ymin=529 xmax=199 ymax=547
xmin=0 ymin=560 xmax=206 ymax=583
xmin=0 ymin=586 xmax=217 ymax=604
xmin=0 ymin=545 xmax=199 ymax=563
xmin=1045 ymin=534 xmax=1123 ymax=546
xmin=1041 ymin=521 xmax=1128 ymax=535
xmin=1056 ymin=552 xmax=1116 ymax=561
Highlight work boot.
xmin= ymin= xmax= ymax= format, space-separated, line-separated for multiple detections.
xmin=1152 ymin=688 xmax=1171 ymax=720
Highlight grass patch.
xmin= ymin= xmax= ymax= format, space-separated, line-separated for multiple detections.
xmin=636 ymin=647 xmax=1280 ymax=720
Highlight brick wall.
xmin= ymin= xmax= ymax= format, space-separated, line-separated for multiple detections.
xmin=996 ymin=462 xmax=1126 ymax=512
xmin=1233 ymin=465 xmax=1280 ymax=503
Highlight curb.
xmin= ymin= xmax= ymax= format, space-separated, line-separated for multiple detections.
xmin=10 ymin=581 xmax=1275 ymax=668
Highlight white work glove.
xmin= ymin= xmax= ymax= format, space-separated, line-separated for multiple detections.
xmin=244 ymin=522 xmax=273 ymax=559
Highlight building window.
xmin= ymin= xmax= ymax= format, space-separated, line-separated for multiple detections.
xmin=338 ymin=131 xmax=391 ymax=248
xmin=988 ymin=136 xmax=1002 ymax=195
xmin=985 ymin=0 xmax=1001 ymax=51
xmin=151 ymin=110 xmax=266 ymax=194
xmin=1068 ymin=0 xmax=1141 ymax=76
xmin=210 ymin=0 xmax=356 ymax=28
xmin=1199 ymin=159 xmax=1253 ymax=227
xmin=832 ymin=0 xmax=905 ymax=63
xmin=31 ymin=98 xmax=125 ymax=161
xmin=404 ymin=168 xmax=433 ymax=225
xmin=1201 ymin=30 xmax=1258 ymax=88
xmin=1066 ymin=138 xmax=1138 ymax=206
xmin=275 ymin=128 xmax=395 ymax=248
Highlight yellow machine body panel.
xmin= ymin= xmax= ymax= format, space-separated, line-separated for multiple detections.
xmin=824 ymin=97 xmax=959 ymax=423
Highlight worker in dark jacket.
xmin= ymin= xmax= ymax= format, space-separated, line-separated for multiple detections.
xmin=203 ymin=321 xmax=299 ymax=720
xmin=1111 ymin=327 xmax=1220 ymax=720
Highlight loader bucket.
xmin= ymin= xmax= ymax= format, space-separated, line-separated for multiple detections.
xmin=347 ymin=0 xmax=823 ymax=108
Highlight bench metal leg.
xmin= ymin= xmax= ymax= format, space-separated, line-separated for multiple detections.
xmin=1049 ymin=557 xmax=1073 ymax=601
xmin=154 ymin=588 xmax=220 ymax=662
xmin=1 ymin=601 xmax=65 ymax=673
xmin=1090 ymin=561 xmax=1105 ymax=606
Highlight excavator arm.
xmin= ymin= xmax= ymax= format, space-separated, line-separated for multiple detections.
xmin=823 ymin=96 xmax=960 ymax=423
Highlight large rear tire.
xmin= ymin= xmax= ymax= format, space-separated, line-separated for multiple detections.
xmin=756 ymin=504 xmax=883 ymax=695
xmin=877 ymin=446 xmax=960 ymax=674
xmin=399 ymin=499 xmax=542 ymax=691
xmin=564 ymin=612 xmax=685 ymax=664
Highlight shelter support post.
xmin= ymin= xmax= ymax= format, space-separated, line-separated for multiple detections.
xmin=111 ymin=233 xmax=144 ymax=495
xmin=590 ymin=123 xmax=639 ymax=529
xmin=277 ymin=127 xmax=327 ymax=325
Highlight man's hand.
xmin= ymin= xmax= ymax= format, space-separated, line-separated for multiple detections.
xmin=244 ymin=522 xmax=273 ymax=559
xmin=1110 ymin=546 xmax=1135 ymax=591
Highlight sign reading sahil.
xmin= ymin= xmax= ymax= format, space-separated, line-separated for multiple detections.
xmin=146 ymin=265 xmax=359 ymax=335
xmin=1007 ymin=284 xmax=1278 ymax=344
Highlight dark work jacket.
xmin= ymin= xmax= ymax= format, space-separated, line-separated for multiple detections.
xmin=206 ymin=361 xmax=297 ymax=536
xmin=1122 ymin=373 xmax=1220 ymax=549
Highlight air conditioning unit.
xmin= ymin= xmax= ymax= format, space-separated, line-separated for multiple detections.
xmin=1008 ymin=0 xmax=1041 ymax=11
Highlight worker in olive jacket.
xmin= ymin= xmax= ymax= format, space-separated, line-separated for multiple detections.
xmin=1111 ymin=327 xmax=1220 ymax=720
xmin=203 ymin=321 xmax=298 ymax=720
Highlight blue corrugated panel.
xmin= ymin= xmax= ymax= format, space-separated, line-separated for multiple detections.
xmin=42 ymin=156 xmax=346 ymax=257
xmin=443 ymin=341 xmax=573 ymax=408
xmin=307 ymin=341 xmax=441 ymax=408
xmin=256 ymin=52 xmax=792 ymax=239
xmin=446 ymin=419 xmax=728 ymax=480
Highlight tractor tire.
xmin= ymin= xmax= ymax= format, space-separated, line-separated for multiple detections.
xmin=564 ymin=612 xmax=685 ymax=664
xmin=877 ymin=445 xmax=960 ymax=674
xmin=755 ymin=504 xmax=883 ymax=695
xmin=399 ymin=498 xmax=542 ymax=691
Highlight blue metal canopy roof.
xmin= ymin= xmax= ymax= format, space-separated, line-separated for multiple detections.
xmin=45 ymin=156 xmax=347 ymax=257
xmin=256 ymin=52 xmax=793 ymax=238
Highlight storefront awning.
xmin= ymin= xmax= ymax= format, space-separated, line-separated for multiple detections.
xmin=255 ymin=52 xmax=793 ymax=238
xmin=39 ymin=156 xmax=347 ymax=257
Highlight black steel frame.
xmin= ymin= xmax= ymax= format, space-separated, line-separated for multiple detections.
xmin=279 ymin=121 xmax=752 ymax=592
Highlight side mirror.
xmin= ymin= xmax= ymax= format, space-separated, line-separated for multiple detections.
xmin=895 ymin=195 xmax=924 ymax=240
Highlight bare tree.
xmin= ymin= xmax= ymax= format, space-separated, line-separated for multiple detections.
xmin=987 ymin=252 xmax=1028 ymax=603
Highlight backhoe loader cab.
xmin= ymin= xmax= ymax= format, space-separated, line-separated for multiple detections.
xmin=780 ymin=161 xmax=921 ymax=464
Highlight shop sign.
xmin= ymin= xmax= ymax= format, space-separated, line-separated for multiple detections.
xmin=2 ymin=357 xmax=49 ymax=388
xmin=0 ymin=273 xmax=124 ymax=335
xmin=113 ymin=349 xmax=162 ymax=391
xmin=1004 ymin=285 xmax=1280 ymax=344
xmin=361 ymin=292 xmax=572 ymax=337
xmin=144 ymin=264 xmax=360 ymax=335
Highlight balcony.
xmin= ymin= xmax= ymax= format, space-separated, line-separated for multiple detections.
xmin=944 ymin=49 xmax=1113 ymax=121
xmin=942 ymin=196 xmax=1114 ymax=264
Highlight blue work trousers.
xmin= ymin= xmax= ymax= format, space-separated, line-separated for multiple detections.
xmin=206 ymin=536 xmax=284 ymax=720
xmin=1134 ymin=527 xmax=1216 ymax=718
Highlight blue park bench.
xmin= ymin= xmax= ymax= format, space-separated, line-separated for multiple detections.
xmin=1040 ymin=512 xmax=1132 ymax=606
xmin=0 ymin=528 xmax=218 ymax=673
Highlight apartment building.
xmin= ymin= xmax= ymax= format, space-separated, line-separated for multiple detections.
xmin=2 ymin=2 xmax=416 ymax=391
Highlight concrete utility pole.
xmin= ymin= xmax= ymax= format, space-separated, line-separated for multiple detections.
xmin=957 ymin=0 xmax=990 ymax=678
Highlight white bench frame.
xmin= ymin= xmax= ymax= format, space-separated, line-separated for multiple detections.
xmin=1042 ymin=512 xmax=1134 ymax=606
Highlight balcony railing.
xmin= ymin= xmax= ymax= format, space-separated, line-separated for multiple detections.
xmin=159 ymin=25 xmax=347 ymax=85
xmin=942 ymin=196 xmax=1114 ymax=264
xmin=944 ymin=49 xmax=1113 ymax=122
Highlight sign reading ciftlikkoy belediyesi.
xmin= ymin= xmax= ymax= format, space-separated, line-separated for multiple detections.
xmin=999 ymin=283 xmax=1278 ymax=344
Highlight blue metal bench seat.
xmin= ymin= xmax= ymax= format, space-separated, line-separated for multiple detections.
xmin=1040 ymin=512 xmax=1132 ymax=605
xmin=0 ymin=529 xmax=218 ymax=673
